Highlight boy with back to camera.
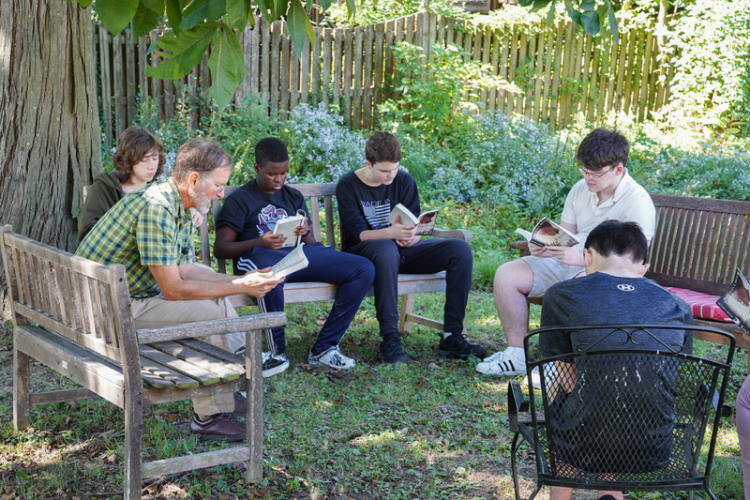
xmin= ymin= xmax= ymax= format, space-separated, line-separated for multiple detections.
xmin=538 ymin=220 xmax=693 ymax=500
xmin=214 ymin=138 xmax=375 ymax=376
xmin=478 ymin=128 xmax=656 ymax=376
xmin=336 ymin=131 xmax=485 ymax=363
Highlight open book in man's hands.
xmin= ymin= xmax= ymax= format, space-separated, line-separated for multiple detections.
xmin=717 ymin=267 xmax=750 ymax=335
xmin=515 ymin=218 xmax=580 ymax=248
xmin=271 ymin=243 xmax=309 ymax=279
xmin=272 ymin=210 xmax=306 ymax=248
xmin=388 ymin=203 xmax=438 ymax=236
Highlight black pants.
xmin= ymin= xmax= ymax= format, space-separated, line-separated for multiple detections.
xmin=346 ymin=238 xmax=472 ymax=340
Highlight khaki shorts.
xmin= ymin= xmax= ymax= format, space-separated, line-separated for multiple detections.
xmin=521 ymin=255 xmax=585 ymax=298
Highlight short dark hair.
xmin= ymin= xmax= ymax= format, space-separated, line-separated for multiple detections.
xmin=113 ymin=126 xmax=165 ymax=183
xmin=584 ymin=220 xmax=648 ymax=263
xmin=365 ymin=131 xmax=402 ymax=164
xmin=576 ymin=128 xmax=629 ymax=171
xmin=255 ymin=137 xmax=289 ymax=169
xmin=172 ymin=138 xmax=233 ymax=182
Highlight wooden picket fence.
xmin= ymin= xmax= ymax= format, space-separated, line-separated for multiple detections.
xmin=95 ymin=10 xmax=672 ymax=148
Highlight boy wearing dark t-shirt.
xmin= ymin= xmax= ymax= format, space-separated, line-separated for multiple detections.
xmin=336 ymin=131 xmax=485 ymax=363
xmin=215 ymin=138 xmax=375 ymax=376
xmin=538 ymin=220 xmax=692 ymax=500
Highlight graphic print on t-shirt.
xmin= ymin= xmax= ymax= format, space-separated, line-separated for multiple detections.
xmin=257 ymin=204 xmax=290 ymax=235
xmin=361 ymin=199 xmax=391 ymax=229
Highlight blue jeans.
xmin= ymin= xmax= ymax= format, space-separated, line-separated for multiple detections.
xmin=345 ymin=238 xmax=472 ymax=340
xmin=237 ymin=242 xmax=375 ymax=355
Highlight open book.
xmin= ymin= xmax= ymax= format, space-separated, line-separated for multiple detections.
xmin=515 ymin=218 xmax=580 ymax=248
xmin=271 ymin=243 xmax=309 ymax=279
xmin=272 ymin=210 xmax=306 ymax=248
xmin=388 ymin=203 xmax=438 ymax=236
xmin=717 ymin=267 xmax=750 ymax=335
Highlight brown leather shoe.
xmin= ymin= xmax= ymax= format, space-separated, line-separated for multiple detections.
xmin=233 ymin=392 xmax=246 ymax=415
xmin=190 ymin=413 xmax=245 ymax=442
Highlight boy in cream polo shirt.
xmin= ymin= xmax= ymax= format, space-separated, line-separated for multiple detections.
xmin=478 ymin=128 xmax=655 ymax=376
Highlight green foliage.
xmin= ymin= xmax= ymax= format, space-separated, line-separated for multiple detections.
xmin=79 ymin=0 xmax=354 ymax=110
xmin=658 ymin=0 xmax=750 ymax=135
xmin=377 ymin=42 xmax=516 ymax=146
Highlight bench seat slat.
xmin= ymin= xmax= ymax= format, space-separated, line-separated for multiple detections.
xmin=150 ymin=340 xmax=244 ymax=381
xmin=178 ymin=338 xmax=245 ymax=364
xmin=139 ymin=345 xmax=222 ymax=386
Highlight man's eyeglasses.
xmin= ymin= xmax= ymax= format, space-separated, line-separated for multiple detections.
xmin=201 ymin=176 xmax=227 ymax=191
xmin=578 ymin=165 xmax=617 ymax=180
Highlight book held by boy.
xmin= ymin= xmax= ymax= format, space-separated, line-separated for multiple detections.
xmin=717 ymin=267 xmax=750 ymax=335
xmin=272 ymin=210 xmax=306 ymax=248
xmin=515 ymin=218 xmax=580 ymax=248
xmin=388 ymin=203 xmax=439 ymax=236
xmin=271 ymin=243 xmax=309 ymax=279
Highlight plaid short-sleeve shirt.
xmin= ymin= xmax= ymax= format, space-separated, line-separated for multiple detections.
xmin=76 ymin=178 xmax=195 ymax=298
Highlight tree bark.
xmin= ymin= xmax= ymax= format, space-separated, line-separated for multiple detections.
xmin=0 ymin=0 xmax=102 ymax=252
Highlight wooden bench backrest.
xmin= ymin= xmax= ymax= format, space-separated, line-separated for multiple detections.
xmin=647 ymin=194 xmax=750 ymax=295
xmin=202 ymin=182 xmax=338 ymax=273
xmin=0 ymin=225 xmax=137 ymax=365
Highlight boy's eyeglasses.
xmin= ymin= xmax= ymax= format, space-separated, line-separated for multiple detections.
xmin=579 ymin=165 xmax=616 ymax=180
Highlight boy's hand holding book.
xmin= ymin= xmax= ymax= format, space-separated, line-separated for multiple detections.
xmin=258 ymin=231 xmax=287 ymax=250
xmin=389 ymin=214 xmax=419 ymax=247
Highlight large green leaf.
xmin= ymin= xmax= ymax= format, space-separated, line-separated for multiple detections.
xmin=607 ymin=2 xmax=619 ymax=44
xmin=581 ymin=9 xmax=600 ymax=34
xmin=97 ymin=0 xmax=140 ymax=35
xmin=165 ymin=0 xmax=184 ymax=34
xmin=579 ymin=0 xmax=596 ymax=11
xmin=140 ymin=0 xmax=165 ymax=13
xmin=147 ymin=22 xmax=218 ymax=79
xmin=530 ymin=0 xmax=552 ymax=14
xmin=208 ymin=25 xmax=246 ymax=110
xmin=133 ymin=4 xmax=162 ymax=38
xmin=287 ymin=0 xmax=314 ymax=58
xmin=226 ymin=0 xmax=252 ymax=31
xmin=181 ymin=0 xmax=226 ymax=30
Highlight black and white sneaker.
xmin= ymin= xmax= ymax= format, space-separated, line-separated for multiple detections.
xmin=262 ymin=352 xmax=289 ymax=378
xmin=438 ymin=332 xmax=486 ymax=359
xmin=308 ymin=345 xmax=356 ymax=369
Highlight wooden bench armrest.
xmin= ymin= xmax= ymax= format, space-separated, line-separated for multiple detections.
xmin=136 ymin=312 xmax=287 ymax=344
xmin=511 ymin=241 xmax=530 ymax=256
xmin=432 ymin=228 xmax=473 ymax=241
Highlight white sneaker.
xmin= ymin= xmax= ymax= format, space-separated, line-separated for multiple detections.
xmin=308 ymin=345 xmax=356 ymax=370
xmin=476 ymin=350 xmax=526 ymax=376
xmin=482 ymin=350 xmax=505 ymax=363
xmin=524 ymin=365 xmax=558 ymax=389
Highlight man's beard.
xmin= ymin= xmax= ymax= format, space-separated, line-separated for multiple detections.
xmin=189 ymin=187 xmax=210 ymax=215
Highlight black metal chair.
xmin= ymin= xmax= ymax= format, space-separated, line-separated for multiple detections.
xmin=508 ymin=325 xmax=735 ymax=500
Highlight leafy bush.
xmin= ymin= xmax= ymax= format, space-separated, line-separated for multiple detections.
xmin=279 ymin=103 xmax=367 ymax=182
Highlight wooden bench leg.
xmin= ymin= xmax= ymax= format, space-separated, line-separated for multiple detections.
xmin=13 ymin=346 xmax=30 ymax=430
xmin=399 ymin=294 xmax=415 ymax=335
xmin=123 ymin=390 xmax=144 ymax=500
xmin=246 ymin=328 xmax=263 ymax=483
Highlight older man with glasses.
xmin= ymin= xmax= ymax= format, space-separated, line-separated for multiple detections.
xmin=477 ymin=128 xmax=656 ymax=376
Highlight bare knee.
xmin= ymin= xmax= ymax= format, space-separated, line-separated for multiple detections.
xmin=493 ymin=259 xmax=534 ymax=297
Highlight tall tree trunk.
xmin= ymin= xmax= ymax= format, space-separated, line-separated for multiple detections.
xmin=0 ymin=0 xmax=102 ymax=251
xmin=0 ymin=0 xmax=101 ymax=313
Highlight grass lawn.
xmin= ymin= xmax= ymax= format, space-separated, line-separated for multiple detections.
xmin=0 ymin=289 xmax=745 ymax=499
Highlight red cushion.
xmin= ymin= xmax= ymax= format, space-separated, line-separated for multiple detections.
xmin=663 ymin=287 xmax=733 ymax=323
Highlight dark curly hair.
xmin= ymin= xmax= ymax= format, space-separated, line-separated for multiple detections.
xmin=576 ymin=128 xmax=629 ymax=171
xmin=365 ymin=131 xmax=402 ymax=164
xmin=112 ymin=126 xmax=166 ymax=183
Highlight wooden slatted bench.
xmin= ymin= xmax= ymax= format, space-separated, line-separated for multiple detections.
xmin=2 ymin=225 xmax=287 ymax=500
xmin=514 ymin=193 xmax=750 ymax=371
xmin=199 ymin=182 xmax=472 ymax=334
